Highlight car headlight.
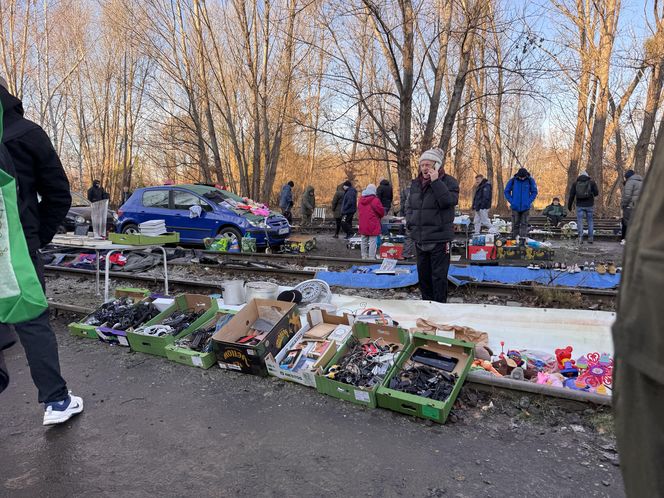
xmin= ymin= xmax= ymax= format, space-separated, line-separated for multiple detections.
xmin=247 ymin=219 xmax=268 ymax=229
xmin=75 ymin=215 xmax=86 ymax=224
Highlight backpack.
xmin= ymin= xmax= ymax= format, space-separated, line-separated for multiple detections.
xmin=0 ymin=102 xmax=48 ymax=323
xmin=576 ymin=179 xmax=592 ymax=200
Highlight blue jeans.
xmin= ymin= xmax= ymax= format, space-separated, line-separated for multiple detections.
xmin=577 ymin=206 xmax=594 ymax=242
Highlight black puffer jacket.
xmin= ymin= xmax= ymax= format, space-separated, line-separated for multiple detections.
xmin=376 ymin=179 xmax=393 ymax=213
xmin=407 ymin=174 xmax=459 ymax=243
xmin=0 ymin=87 xmax=71 ymax=253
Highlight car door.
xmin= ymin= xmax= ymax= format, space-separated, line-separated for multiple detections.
xmin=138 ymin=189 xmax=171 ymax=227
xmin=169 ymin=189 xmax=216 ymax=242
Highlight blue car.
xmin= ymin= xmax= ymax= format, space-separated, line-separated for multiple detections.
xmin=116 ymin=184 xmax=291 ymax=247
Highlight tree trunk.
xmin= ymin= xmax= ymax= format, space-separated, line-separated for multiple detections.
xmin=633 ymin=63 xmax=664 ymax=175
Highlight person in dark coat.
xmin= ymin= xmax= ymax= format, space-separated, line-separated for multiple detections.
xmin=0 ymin=79 xmax=83 ymax=425
xmin=504 ymin=167 xmax=538 ymax=239
xmin=340 ymin=180 xmax=357 ymax=239
xmin=612 ymin=126 xmax=664 ymax=498
xmin=331 ymin=183 xmax=345 ymax=238
xmin=121 ymin=185 xmax=132 ymax=205
xmin=567 ymin=169 xmax=599 ymax=244
xmin=620 ymin=169 xmax=643 ymax=243
xmin=471 ymin=174 xmax=493 ymax=235
xmin=87 ymin=179 xmax=108 ymax=203
xmin=407 ymin=148 xmax=459 ymax=303
xmin=278 ymin=181 xmax=294 ymax=224
xmin=376 ymin=179 xmax=393 ymax=214
xmin=300 ymin=185 xmax=316 ymax=226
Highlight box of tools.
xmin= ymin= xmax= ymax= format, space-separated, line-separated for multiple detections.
xmin=377 ymin=334 xmax=474 ymax=424
xmin=265 ymin=309 xmax=353 ymax=387
xmin=165 ymin=310 xmax=236 ymax=369
xmin=126 ymin=294 xmax=218 ymax=358
xmin=68 ymin=287 xmax=151 ymax=340
xmin=212 ymin=299 xmax=299 ymax=376
xmin=315 ymin=322 xmax=410 ymax=409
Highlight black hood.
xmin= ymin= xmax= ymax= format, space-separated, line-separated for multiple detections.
xmin=0 ymin=86 xmax=25 ymax=129
xmin=478 ymin=178 xmax=488 ymax=187
xmin=515 ymin=167 xmax=530 ymax=179
xmin=379 ymin=179 xmax=390 ymax=186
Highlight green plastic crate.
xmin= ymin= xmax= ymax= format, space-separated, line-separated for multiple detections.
xmin=376 ymin=334 xmax=474 ymax=424
xmin=108 ymin=231 xmax=180 ymax=246
xmin=127 ymin=294 xmax=218 ymax=358
xmin=315 ymin=322 xmax=410 ymax=409
xmin=164 ymin=310 xmax=236 ymax=369
xmin=68 ymin=287 xmax=151 ymax=340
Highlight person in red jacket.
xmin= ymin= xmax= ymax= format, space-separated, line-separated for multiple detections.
xmin=358 ymin=184 xmax=385 ymax=259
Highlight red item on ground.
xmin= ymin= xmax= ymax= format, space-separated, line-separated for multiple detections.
xmin=379 ymin=243 xmax=404 ymax=260
xmin=358 ymin=195 xmax=385 ymax=236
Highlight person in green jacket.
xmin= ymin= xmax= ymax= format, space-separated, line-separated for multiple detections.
xmin=301 ymin=186 xmax=316 ymax=226
xmin=612 ymin=126 xmax=663 ymax=498
xmin=541 ymin=197 xmax=567 ymax=227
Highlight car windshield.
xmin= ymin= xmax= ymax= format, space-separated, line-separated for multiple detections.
xmin=70 ymin=192 xmax=90 ymax=207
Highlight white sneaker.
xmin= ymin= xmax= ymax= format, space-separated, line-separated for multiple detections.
xmin=43 ymin=392 xmax=84 ymax=426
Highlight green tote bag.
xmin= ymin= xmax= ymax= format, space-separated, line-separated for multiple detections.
xmin=0 ymin=102 xmax=48 ymax=323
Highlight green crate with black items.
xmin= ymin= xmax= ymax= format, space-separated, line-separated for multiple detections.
xmin=212 ymin=299 xmax=300 ymax=376
xmin=376 ymin=334 xmax=474 ymax=424
xmin=68 ymin=287 xmax=151 ymax=340
xmin=315 ymin=322 xmax=410 ymax=409
xmin=95 ymin=294 xmax=163 ymax=347
xmin=126 ymin=294 xmax=218 ymax=358
xmin=165 ymin=310 xmax=236 ymax=369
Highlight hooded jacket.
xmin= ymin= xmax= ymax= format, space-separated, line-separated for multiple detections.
xmin=301 ymin=186 xmax=315 ymax=215
xmin=504 ymin=168 xmax=538 ymax=212
xmin=331 ymin=184 xmax=345 ymax=218
xmin=0 ymin=86 xmax=71 ymax=254
xmin=472 ymin=178 xmax=492 ymax=211
xmin=279 ymin=183 xmax=293 ymax=210
xmin=621 ymin=174 xmax=643 ymax=209
xmin=341 ymin=186 xmax=357 ymax=215
xmin=542 ymin=203 xmax=567 ymax=218
xmin=358 ymin=188 xmax=385 ymax=236
xmin=406 ymin=173 xmax=459 ymax=243
xmin=567 ymin=174 xmax=599 ymax=210
xmin=376 ymin=179 xmax=393 ymax=213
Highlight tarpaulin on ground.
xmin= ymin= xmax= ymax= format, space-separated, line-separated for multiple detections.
xmin=315 ymin=265 xmax=419 ymax=289
xmin=448 ymin=265 xmax=620 ymax=290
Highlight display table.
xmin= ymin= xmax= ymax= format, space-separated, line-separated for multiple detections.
xmin=49 ymin=235 xmax=169 ymax=301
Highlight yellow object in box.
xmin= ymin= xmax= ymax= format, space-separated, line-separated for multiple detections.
xmin=285 ymin=235 xmax=316 ymax=253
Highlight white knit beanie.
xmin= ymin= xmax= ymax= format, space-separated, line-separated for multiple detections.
xmin=362 ymin=184 xmax=377 ymax=196
xmin=419 ymin=148 xmax=444 ymax=170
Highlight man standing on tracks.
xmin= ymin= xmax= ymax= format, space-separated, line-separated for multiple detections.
xmin=301 ymin=185 xmax=316 ymax=226
xmin=567 ymin=169 xmax=599 ymax=244
xmin=331 ymin=183 xmax=345 ymax=238
xmin=472 ymin=173 xmax=493 ymax=235
xmin=0 ymin=77 xmax=83 ymax=425
xmin=504 ymin=167 xmax=538 ymax=240
xmin=612 ymin=126 xmax=664 ymax=498
xmin=620 ymin=169 xmax=643 ymax=244
xmin=279 ymin=180 xmax=294 ymax=224
xmin=340 ymin=180 xmax=357 ymax=239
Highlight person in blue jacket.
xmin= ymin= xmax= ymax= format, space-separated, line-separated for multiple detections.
xmin=504 ymin=167 xmax=538 ymax=239
xmin=278 ymin=181 xmax=294 ymax=224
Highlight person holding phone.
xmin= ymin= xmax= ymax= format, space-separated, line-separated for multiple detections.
xmin=406 ymin=148 xmax=459 ymax=303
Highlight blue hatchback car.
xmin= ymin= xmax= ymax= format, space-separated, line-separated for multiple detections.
xmin=116 ymin=184 xmax=291 ymax=246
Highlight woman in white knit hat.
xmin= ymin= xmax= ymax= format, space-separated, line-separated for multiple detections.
xmin=406 ymin=148 xmax=459 ymax=303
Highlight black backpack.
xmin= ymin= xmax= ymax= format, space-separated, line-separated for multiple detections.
xmin=576 ymin=179 xmax=592 ymax=200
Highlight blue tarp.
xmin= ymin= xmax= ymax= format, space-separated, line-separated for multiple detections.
xmin=447 ymin=265 xmax=620 ymax=289
xmin=315 ymin=264 xmax=620 ymax=290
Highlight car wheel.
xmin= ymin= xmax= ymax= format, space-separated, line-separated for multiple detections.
xmin=122 ymin=223 xmax=139 ymax=235
xmin=218 ymin=226 xmax=242 ymax=243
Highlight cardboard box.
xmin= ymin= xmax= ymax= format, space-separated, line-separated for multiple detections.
xmin=315 ymin=322 xmax=410 ymax=409
xmin=212 ymin=299 xmax=299 ymax=376
xmin=377 ymin=334 xmax=474 ymax=424
xmin=284 ymin=235 xmax=317 ymax=253
xmin=496 ymin=246 xmax=524 ymax=260
xmin=165 ymin=310 xmax=236 ymax=369
xmin=524 ymin=246 xmax=554 ymax=261
xmin=468 ymin=245 xmax=496 ymax=261
xmin=378 ymin=243 xmax=404 ymax=260
xmin=68 ymin=287 xmax=151 ymax=340
xmin=126 ymin=294 xmax=218 ymax=358
xmin=266 ymin=310 xmax=351 ymax=387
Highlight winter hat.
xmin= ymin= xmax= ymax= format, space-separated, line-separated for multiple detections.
xmin=419 ymin=148 xmax=444 ymax=170
xmin=288 ymin=181 xmax=294 ymax=187
xmin=343 ymin=180 xmax=352 ymax=187
xmin=362 ymin=184 xmax=377 ymax=197
xmin=579 ymin=170 xmax=589 ymax=177
xmin=0 ymin=76 xmax=6 ymax=90
xmin=516 ymin=167 xmax=529 ymax=178
xmin=624 ymin=169 xmax=635 ymax=179
xmin=553 ymin=197 xmax=560 ymax=202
